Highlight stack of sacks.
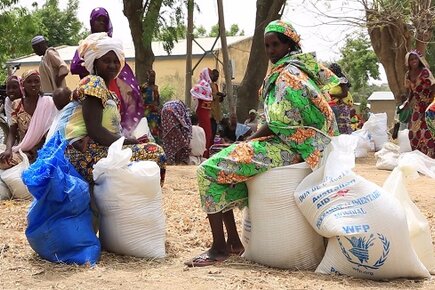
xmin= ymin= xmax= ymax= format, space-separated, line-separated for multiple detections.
xmin=294 ymin=135 xmax=432 ymax=280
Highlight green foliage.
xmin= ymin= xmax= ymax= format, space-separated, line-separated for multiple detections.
xmin=338 ymin=33 xmax=380 ymax=101
xmin=208 ymin=23 xmax=244 ymax=37
xmin=153 ymin=0 xmax=186 ymax=54
xmin=193 ymin=25 xmax=207 ymax=38
xmin=0 ymin=7 xmax=41 ymax=82
xmin=0 ymin=0 xmax=17 ymax=10
xmin=32 ymin=0 xmax=87 ymax=46
xmin=0 ymin=0 xmax=86 ymax=83
xmin=159 ymin=84 xmax=176 ymax=108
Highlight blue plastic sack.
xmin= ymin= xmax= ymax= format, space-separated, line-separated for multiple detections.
xmin=22 ymin=132 xmax=101 ymax=265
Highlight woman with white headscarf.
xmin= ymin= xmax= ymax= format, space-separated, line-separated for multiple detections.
xmin=191 ymin=68 xmax=213 ymax=157
xmin=62 ymin=33 xmax=166 ymax=184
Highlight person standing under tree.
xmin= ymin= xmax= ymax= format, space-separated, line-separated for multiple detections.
xmin=31 ymin=36 xmax=69 ymax=94
xmin=210 ymin=69 xmax=226 ymax=139
xmin=142 ymin=69 xmax=161 ymax=143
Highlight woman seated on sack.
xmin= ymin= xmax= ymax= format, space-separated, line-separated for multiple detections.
xmin=70 ymin=7 xmax=144 ymax=136
xmin=62 ymin=33 xmax=166 ymax=184
xmin=160 ymin=100 xmax=192 ymax=165
xmin=185 ymin=20 xmax=339 ymax=267
xmin=0 ymin=70 xmax=57 ymax=168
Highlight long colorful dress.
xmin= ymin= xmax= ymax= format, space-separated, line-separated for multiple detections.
xmin=63 ymin=75 xmax=166 ymax=184
xmin=160 ymin=100 xmax=192 ymax=164
xmin=406 ymin=67 xmax=435 ymax=158
xmin=329 ymin=78 xmax=353 ymax=134
xmin=142 ymin=83 xmax=161 ymax=143
xmin=198 ymin=53 xmax=339 ymax=214
xmin=191 ymin=68 xmax=214 ymax=158
xmin=426 ymin=98 xmax=435 ymax=138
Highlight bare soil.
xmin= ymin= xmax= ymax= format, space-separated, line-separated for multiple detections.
xmin=0 ymin=153 xmax=434 ymax=290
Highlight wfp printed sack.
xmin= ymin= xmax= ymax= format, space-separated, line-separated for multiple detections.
xmin=398 ymin=129 xmax=412 ymax=153
xmin=295 ymin=135 xmax=429 ymax=279
xmin=374 ymin=142 xmax=400 ymax=171
xmin=93 ymin=137 xmax=165 ymax=259
xmin=241 ymin=163 xmax=325 ymax=270
xmin=351 ymin=129 xmax=371 ymax=158
xmin=23 ymin=132 xmax=100 ymax=265
xmin=383 ymin=150 xmax=435 ymax=274
xmin=1 ymin=150 xmax=31 ymax=200
xmin=362 ymin=113 xmax=388 ymax=151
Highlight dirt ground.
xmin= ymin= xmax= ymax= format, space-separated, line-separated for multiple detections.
xmin=1 ymin=153 xmax=434 ymax=290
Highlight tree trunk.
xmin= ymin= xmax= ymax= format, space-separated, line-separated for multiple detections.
xmin=123 ymin=0 xmax=163 ymax=85
xmin=236 ymin=0 xmax=286 ymax=121
xmin=367 ymin=14 xmax=411 ymax=101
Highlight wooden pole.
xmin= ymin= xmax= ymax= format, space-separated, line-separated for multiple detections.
xmin=185 ymin=0 xmax=194 ymax=107
xmin=216 ymin=0 xmax=234 ymax=114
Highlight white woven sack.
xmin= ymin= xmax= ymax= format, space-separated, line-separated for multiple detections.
xmin=0 ymin=171 xmax=10 ymax=200
xmin=93 ymin=138 xmax=165 ymax=259
xmin=398 ymin=129 xmax=412 ymax=153
xmin=242 ymin=163 xmax=325 ymax=270
xmin=362 ymin=113 xmax=388 ymax=151
xmin=383 ymin=150 xmax=435 ymax=274
xmin=375 ymin=142 xmax=400 ymax=171
xmin=351 ymin=129 xmax=371 ymax=158
xmin=295 ymin=135 xmax=429 ymax=280
xmin=1 ymin=150 xmax=31 ymax=200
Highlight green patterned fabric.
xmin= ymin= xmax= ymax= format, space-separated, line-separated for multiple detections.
xmin=197 ymin=52 xmax=339 ymax=214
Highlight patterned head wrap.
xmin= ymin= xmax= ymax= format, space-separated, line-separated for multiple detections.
xmin=265 ymin=20 xmax=301 ymax=46
xmin=190 ymin=67 xmax=213 ymax=101
xmin=405 ymin=49 xmax=430 ymax=69
xmin=90 ymin=7 xmax=113 ymax=37
xmin=21 ymin=69 xmax=40 ymax=83
xmin=6 ymin=75 xmax=24 ymax=98
xmin=78 ymin=32 xmax=125 ymax=76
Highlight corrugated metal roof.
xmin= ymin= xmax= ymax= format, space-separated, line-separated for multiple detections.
xmin=6 ymin=36 xmax=251 ymax=65
xmin=368 ymin=91 xmax=395 ymax=101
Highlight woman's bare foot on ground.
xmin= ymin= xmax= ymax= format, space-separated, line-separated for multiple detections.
xmin=184 ymin=249 xmax=229 ymax=267
xmin=226 ymin=241 xmax=244 ymax=256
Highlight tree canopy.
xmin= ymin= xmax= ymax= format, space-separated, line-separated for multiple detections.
xmin=337 ymin=33 xmax=380 ymax=101
xmin=0 ymin=0 xmax=86 ymax=82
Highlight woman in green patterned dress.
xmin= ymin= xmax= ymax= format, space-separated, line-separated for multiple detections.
xmin=185 ymin=20 xmax=339 ymax=267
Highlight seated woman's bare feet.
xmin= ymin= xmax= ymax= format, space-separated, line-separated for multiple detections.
xmin=184 ymin=248 xmax=229 ymax=267
xmin=226 ymin=241 xmax=244 ymax=256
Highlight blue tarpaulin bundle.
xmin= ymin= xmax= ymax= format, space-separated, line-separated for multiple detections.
xmin=22 ymin=132 xmax=100 ymax=265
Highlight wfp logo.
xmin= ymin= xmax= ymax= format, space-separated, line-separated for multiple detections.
xmin=337 ymin=233 xmax=390 ymax=270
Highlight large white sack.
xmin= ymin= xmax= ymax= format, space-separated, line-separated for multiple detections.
xmin=362 ymin=113 xmax=388 ymax=151
xmin=398 ymin=129 xmax=412 ymax=153
xmin=241 ymin=163 xmax=325 ymax=270
xmin=295 ymin=135 xmax=429 ymax=280
xmin=351 ymin=129 xmax=371 ymax=158
xmin=93 ymin=137 xmax=165 ymax=259
xmin=374 ymin=142 xmax=400 ymax=171
xmin=132 ymin=117 xmax=155 ymax=142
xmin=0 ymin=170 xmax=10 ymax=200
xmin=383 ymin=151 xmax=435 ymax=274
xmin=1 ymin=150 xmax=31 ymax=200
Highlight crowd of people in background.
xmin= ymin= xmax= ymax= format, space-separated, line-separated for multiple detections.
xmin=0 ymin=5 xmax=434 ymax=270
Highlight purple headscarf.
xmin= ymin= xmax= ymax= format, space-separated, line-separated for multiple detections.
xmin=70 ymin=7 xmax=144 ymax=135
xmin=90 ymin=7 xmax=113 ymax=37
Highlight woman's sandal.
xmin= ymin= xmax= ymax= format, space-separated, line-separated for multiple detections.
xmin=184 ymin=252 xmax=227 ymax=267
